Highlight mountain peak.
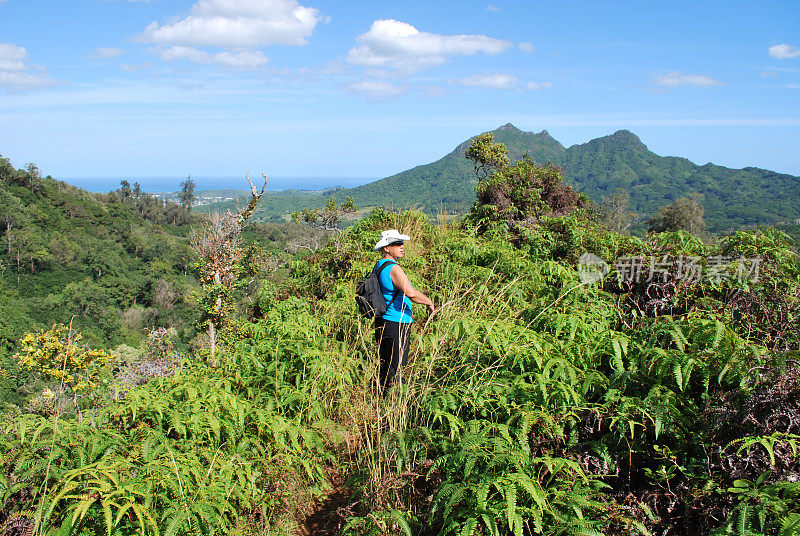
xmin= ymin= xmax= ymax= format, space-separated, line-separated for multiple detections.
xmin=497 ymin=123 xmax=521 ymax=132
xmin=566 ymin=129 xmax=648 ymax=154
xmin=610 ymin=129 xmax=645 ymax=146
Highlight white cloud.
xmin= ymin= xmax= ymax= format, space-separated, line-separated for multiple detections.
xmin=518 ymin=42 xmax=534 ymax=53
xmin=0 ymin=43 xmax=27 ymax=72
xmin=769 ymin=43 xmax=800 ymax=59
xmin=90 ymin=47 xmax=125 ymax=60
xmin=346 ymin=80 xmax=406 ymax=99
xmin=363 ymin=68 xmax=392 ymax=79
xmin=423 ymin=85 xmax=449 ymax=97
xmin=158 ymin=46 xmax=268 ymax=69
xmin=458 ymin=73 xmax=518 ymax=89
xmin=346 ymin=19 xmax=512 ymax=74
xmin=486 ymin=5 xmax=500 ymax=12
xmin=139 ymin=0 xmax=322 ymax=48
xmin=526 ymin=81 xmax=552 ymax=90
xmin=322 ymin=61 xmax=349 ymax=75
xmin=0 ymin=43 xmax=56 ymax=91
xmin=177 ymin=82 xmax=206 ymax=90
xmin=121 ymin=62 xmax=155 ymax=72
xmin=652 ymin=71 xmax=722 ymax=88
xmin=760 ymin=70 xmax=779 ymax=78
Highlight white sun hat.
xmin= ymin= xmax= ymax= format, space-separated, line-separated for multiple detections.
xmin=373 ymin=229 xmax=410 ymax=251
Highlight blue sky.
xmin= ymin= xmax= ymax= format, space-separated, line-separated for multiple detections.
xmin=1 ymin=0 xmax=799 ymax=185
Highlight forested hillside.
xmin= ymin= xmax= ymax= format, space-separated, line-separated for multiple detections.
xmin=0 ymin=160 xmax=330 ymax=407
xmin=0 ymin=159 xmax=200 ymax=354
xmin=0 ymin=139 xmax=798 ymax=535
xmin=560 ymin=129 xmax=800 ymax=232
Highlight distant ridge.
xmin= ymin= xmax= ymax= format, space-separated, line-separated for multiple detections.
xmin=342 ymin=124 xmax=800 ymax=232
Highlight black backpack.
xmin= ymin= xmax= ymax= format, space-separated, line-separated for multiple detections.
xmin=355 ymin=261 xmax=399 ymax=319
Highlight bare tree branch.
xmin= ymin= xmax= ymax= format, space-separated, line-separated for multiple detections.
xmin=191 ymin=173 xmax=268 ymax=365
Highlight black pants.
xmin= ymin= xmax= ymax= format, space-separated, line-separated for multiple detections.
xmin=374 ymin=318 xmax=411 ymax=391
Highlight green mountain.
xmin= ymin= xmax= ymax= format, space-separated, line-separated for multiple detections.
xmin=341 ymin=124 xmax=800 ymax=233
xmin=343 ymin=123 xmax=567 ymax=215
xmin=560 ymin=129 xmax=800 ymax=232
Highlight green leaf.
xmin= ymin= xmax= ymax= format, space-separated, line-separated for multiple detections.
xmin=477 ymin=483 xmax=490 ymax=510
xmin=781 ymin=513 xmax=800 ymax=536
xmin=755 ymin=470 xmax=771 ymax=487
xmin=505 ymin=482 xmax=517 ymax=530
xmin=737 ymin=504 xmax=750 ymax=535
xmin=102 ymin=499 xmax=113 ymax=536
xmin=640 ymin=502 xmax=657 ymax=521
xmin=460 ymin=517 xmax=478 ymax=536
xmin=673 ymin=362 xmax=683 ymax=391
xmin=513 ymin=513 xmax=523 ymax=536
xmin=569 ymin=523 xmax=605 ymax=536
xmin=712 ymin=320 xmax=725 ymax=348
xmin=612 ymin=338 xmax=624 ymax=373
xmin=164 ymin=509 xmax=189 ymax=536
xmin=390 ymin=510 xmax=413 ymax=536
xmin=481 ymin=514 xmax=500 ymax=536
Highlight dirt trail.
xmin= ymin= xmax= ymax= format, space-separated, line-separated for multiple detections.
xmin=296 ymin=403 xmax=372 ymax=535
xmin=296 ymin=470 xmax=356 ymax=536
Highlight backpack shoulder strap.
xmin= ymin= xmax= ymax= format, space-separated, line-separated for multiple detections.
xmin=375 ymin=260 xmax=400 ymax=307
xmin=375 ymin=259 xmax=396 ymax=277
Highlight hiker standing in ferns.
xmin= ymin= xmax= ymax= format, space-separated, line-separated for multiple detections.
xmin=373 ymin=230 xmax=435 ymax=392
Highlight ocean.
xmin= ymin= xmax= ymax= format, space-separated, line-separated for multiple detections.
xmin=62 ymin=176 xmax=377 ymax=193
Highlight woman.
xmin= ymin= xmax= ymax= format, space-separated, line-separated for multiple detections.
xmin=373 ymin=229 xmax=435 ymax=391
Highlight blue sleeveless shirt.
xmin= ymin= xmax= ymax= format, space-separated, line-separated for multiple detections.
xmin=376 ymin=259 xmax=413 ymax=323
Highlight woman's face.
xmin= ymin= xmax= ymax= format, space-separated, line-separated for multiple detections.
xmin=384 ymin=242 xmax=404 ymax=259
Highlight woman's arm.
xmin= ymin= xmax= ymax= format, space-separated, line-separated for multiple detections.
xmin=390 ymin=265 xmax=435 ymax=313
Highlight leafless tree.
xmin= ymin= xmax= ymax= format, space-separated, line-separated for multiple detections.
xmin=191 ymin=173 xmax=267 ymax=364
xmin=286 ymin=234 xmax=324 ymax=254
xmin=600 ymin=189 xmax=638 ymax=234
xmin=153 ymin=278 xmax=177 ymax=310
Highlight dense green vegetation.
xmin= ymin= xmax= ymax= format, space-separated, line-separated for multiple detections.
xmin=0 ymin=139 xmax=798 ymax=535
xmin=0 ymin=161 xmax=333 ymax=349
xmin=224 ymin=124 xmax=800 ymax=234
xmin=0 ymin=159 xmax=199 ymax=356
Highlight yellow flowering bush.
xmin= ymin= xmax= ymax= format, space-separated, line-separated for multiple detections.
xmin=15 ymin=324 xmax=112 ymax=395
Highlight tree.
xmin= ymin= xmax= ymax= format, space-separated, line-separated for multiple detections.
xmin=179 ymin=176 xmax=196 ymax=212
xmin=647 ymin=194 xmax=705 ymax=234
xmin=4 ymin=161 xmax=41 ymax=188
xmin=60 ymin=278 xmax=109 ymax=318
xmin=292 ymin=196 xmax=356 ymax=232
xmin=119 ymin=180 xmax=132 ymax=200
xmin=25 ymin=162 xmax=41 ymax=179
xmin=191 ymin=173 xmax=267 ymax=365
xmin=23 ymin=162 xmax=42 ymax=190
xmin=599 ymin=189 xmax=638 ymax=234
xmin=8 ymin=229 xmax=42 ymax=282
xmin=465 ymin=135 xmax=588 ymax=232
xmin=465 ymin=132 xmax=509 ymax=180
xmin=291 ymin=196 xmax=356 ymax=253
